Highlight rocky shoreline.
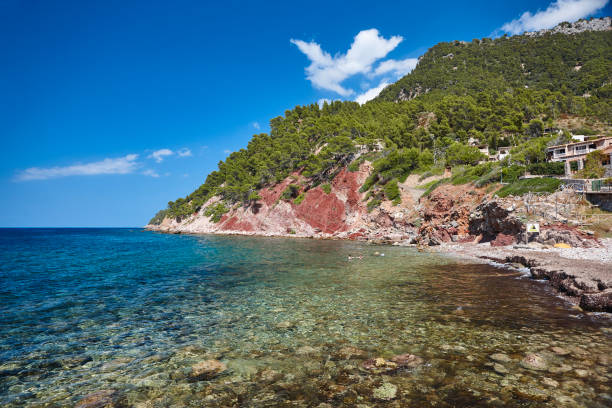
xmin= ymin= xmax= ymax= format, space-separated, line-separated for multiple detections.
xmin=429 ymin=239 xmax=612 ymax=314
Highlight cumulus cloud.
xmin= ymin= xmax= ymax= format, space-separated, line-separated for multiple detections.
xmin=148 ymin=148 xmax=173 ymax=163
xmin=373 ymin=58 xmax=418 ymax=77
xmin=355 ymin=81 xmax=390 ymax=105
xmin=15 ymin=154 xmax=139 ymax=181
xmin=148 ymin=147 xmax=192 ymax=162
xmin=291 ymin=29 xmax=403 ymax=96
xmin=177 ymin=148 xmax=192 ymax=157
xmin=252 ymin=122 xmax=261 ymax=130
xmin=501 ymin=0 xmax=608 ymax=34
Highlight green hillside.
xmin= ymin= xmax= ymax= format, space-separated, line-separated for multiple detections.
xmin=150 ymin=24 xmax=611 ymax=225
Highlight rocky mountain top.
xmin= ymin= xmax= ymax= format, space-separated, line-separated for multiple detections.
xmin=524 ymin=17 xmax=611 ymax=37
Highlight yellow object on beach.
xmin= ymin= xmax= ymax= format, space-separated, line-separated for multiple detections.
xmin=554 ymin=243 xmax=571 ymax=248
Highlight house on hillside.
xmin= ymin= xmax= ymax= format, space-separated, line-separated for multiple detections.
xmin=546 ymin=136 xmax=612 ymax=175
xmin=497 ymin=147 xmax=511 ymax=161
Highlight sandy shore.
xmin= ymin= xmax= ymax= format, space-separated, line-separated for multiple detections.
xmin=431 ymin=238 xmax=612 ymax=313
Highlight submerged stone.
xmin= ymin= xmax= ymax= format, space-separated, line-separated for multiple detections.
xmin=489 ymin=353 xmax=512 ymax=363
xmin=75 ymin=389 xmax=127 ymax=408
xmin=189 ymin=360 xmax=226 ymax=381
xmin=520 ymin=354 xmax=548 ymax=371
xmin=373 ymin=382 xmax=397 ymax=400
xmin=550 ymin=346 xmax=570 ymax=356
xmin=493 ymin=363 xmax=508 ymax=375
xmin=390 ymin=353 xmax=424 ymax=368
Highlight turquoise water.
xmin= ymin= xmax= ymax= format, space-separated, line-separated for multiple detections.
xmin=0 ymin=228 xmax=610 ymax=407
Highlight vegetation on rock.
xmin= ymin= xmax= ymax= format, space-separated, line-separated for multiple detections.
xmin=149 ymin=26 xmax=611 ymax=225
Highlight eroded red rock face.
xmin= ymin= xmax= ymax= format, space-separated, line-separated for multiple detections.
xmin=260 ymin=178 xmax=293 ymax=207
xmin=294 ymin=187 xmax=347 ymax=234
xmin=332 ymin=169 xmax=362 ymax=209
xmin=221 ymin=216 xmax=255 ymax=232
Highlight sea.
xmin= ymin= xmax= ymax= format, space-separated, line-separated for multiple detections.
xmin=0 ymin=228 xmax=610 ymax=407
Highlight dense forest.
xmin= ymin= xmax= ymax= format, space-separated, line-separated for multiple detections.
xmin=150 ymin=23 xmax=611 ymax=225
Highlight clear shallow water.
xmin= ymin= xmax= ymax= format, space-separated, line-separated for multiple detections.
xmin=0 ymin=228 xmax=610 ymax=407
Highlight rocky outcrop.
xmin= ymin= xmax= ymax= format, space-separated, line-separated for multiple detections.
xmin=469 ymin=201 xmax=523 ymax=241
xmin=524 ymin=17 xmax=611 ymax=37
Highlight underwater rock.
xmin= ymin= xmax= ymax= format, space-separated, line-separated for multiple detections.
xmin=489 ymin=353 xmax=512 ymax=363
xmin=520 ymin=353 xmax=548 ymax=371
xmin=493 ymin=363 xmax=509 ymax=375
xmin=361 ymin=358 xmax=397 ymax=373
xmin=373 ymin=382 xmax=397 ymax=401
xmin=189 ymin=360 xmax=227 ymax=381
xmin=548 ymin=364 xmax=572 ymax=374
xmin=513 ymin=386 xmax=550 ymax=402
xmin=542 ymin=377 xmax=559 ymax=388
xmin=390 ymin=353 xmax=424 ymax=368
xmin=550 ymin=346 xmax=570 ymax=356
xmin=275 ymin=321 xmax=294 ymax=329
xmin=296 ymin=345 xmax=319 ymax=355
xmin=574 ymin=369 xmax=589 ymax=378
xmin=75 ymin=389 xmax=127 ymax=408
xmin=336 ymin=346 xmax=367 ymax=359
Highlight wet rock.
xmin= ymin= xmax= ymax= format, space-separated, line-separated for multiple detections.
xmin=373 ymin=382 xmax=397 ymax=401
xmin=75 ymin=389 xmax=127 ymax=408
xmin=579 ymin=289 xmax=612 ymax=312
xmin=295 ymin=346 xmax=319 ymax=355
xmin=550 ymin=346 xmax=570 ymax=356
xmin=275 ymin=321 xmax=294 ymax=329
xmin=258 ymin=369 xmax=282 ymax=382
xmin=189 ymin=360 xmax=226 ymax=381
xmin=361 ymin=358 xmax=397 ymax=374
xmin=574 ymin=369 xmax=589 ymax=378
xmin=542 ymin=377 xmax=559 ymax=388
xmin=100 ymin=358 xmax=133 ymax=372
xmin=548 ymin=364 xmax=572 ymax=374
xmin=390 ymin=353 xmax=424 ymax=368
xmin=489 ymin=353 xmax=512 ymax=363
xmin=520 ymin=353 xmax=548 ymax=371
xmin=493 ymin=363 xmax=508 ymax=375
xmin=336 ymin=346 xmax=367 ymax=359
xmin=513 ymin=386 xmax=550 ymax=402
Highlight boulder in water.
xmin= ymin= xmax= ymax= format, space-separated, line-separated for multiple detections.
xmin=75 ymin=389 xmax=127 ymax=408
xmin=189 ymin=359 xmax=227 ymax=381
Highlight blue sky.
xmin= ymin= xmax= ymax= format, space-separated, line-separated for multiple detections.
xmin=1 ymin=0 xmax=609 ymax=227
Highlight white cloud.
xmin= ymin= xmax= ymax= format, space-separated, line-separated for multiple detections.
xmin=148 ymin=147 xmax=192 ymax=161
xmin=177 ymin=148 xmax=192 ymax=157
xmin=355 ymin=81 xmax=390 ymax=105
xmin=501 ymin=0 xmax=608 ymax=34
xmin=373 ymin=58 xmax=418 ymax=77
xmin=252 ymin=122 xmax=261 ymax=130
xmin=223 ymin=149 xmax=231 ymax=154
xmin=291 ymin=29 xmax=403 ymax=96
xmin=15 ymin=154 xmax=139 ymax=181
xmin=142 ymin=169 xmax=160 ymax=178
xmin=148 ymin=148 xmax=173 ymax=163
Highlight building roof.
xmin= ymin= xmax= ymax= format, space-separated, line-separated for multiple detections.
xmin=546 ymin=136 xmax=611 ymax=150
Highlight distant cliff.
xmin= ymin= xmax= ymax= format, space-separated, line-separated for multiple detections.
xmin=147 ymin=19 xmax=611 ymax=243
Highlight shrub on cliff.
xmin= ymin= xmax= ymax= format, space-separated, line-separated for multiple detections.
xmin=281 ymin=184 xmax=300 ymax=200
xmin=495 ymin=178 xmax=561 ymax=197
xmin=383 ymin=179 xmax=401 ymax=205
xmin=204 ymin=203 xmax=229 ymax=223
xmin=445 ymin=143 xmax=486 ymax=166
